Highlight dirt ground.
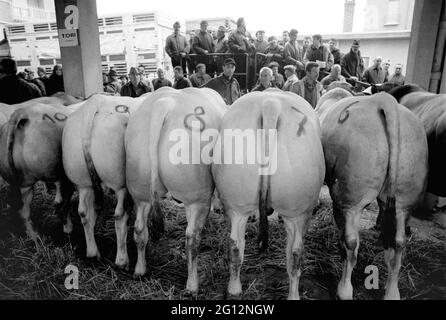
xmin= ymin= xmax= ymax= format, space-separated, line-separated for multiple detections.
xmin=0 ymin=183 xmax=445 ymax=300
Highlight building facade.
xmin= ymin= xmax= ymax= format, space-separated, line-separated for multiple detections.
xmin=5 ymin=11 xmax=180 ymax=79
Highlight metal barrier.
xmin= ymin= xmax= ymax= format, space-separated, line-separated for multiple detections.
xmin=180 ymin=53 xmax=250 ymax=90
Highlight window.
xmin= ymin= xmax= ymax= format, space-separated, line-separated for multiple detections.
xmin=109 ymin=54 xmax=126 ymax=61
xmin=133 ymin=14 xmax=155 ymax=24
xmin=385 ymin=0 xmax=400 ymax=25
xmin=39 ymin=59 xmax=54 ymax=65
xmin=17 ymin=60 xmax=31 ymax=67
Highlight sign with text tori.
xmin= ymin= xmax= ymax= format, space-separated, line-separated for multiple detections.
xmin=58 ymin=4 xmax=79 ymax=47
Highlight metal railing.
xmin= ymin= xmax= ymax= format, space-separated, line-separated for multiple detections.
xmin=180 ymin=52 xmax=250 ymax=90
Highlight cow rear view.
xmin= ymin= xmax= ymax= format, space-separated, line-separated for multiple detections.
xmin=125 ymin=87 xmax=226 ymax=293
xmin=0 ymin=104 xmax=73 ymax=242
xmin=212 ymin=90 xmax=325 ymax=300
xmin=321 ymin=93 xmax=428 ymax=299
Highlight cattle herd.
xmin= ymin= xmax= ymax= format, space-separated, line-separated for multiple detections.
xmin=0 ymin=84 xmax=444 ymax=300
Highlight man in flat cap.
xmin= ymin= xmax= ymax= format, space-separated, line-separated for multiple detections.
xmin=254 ymin=30 xmax=268 ymax=54
xmin=120 ymin=67 xmax=151 ymax=97
xmin=282 ymin=65 xmax=299 ymax=93
xmin=228 ymin=17 xmax=255 ymax=91
xmin=104 ymin=69 xmax=122 ymax=95
xmin=264 ymin=36 xmax=285 ymax=74
xmin=193 ymin=20 xmax=216 ymax=76
xmin=202 ymin=58 xmax=240 ymax=105
xmin=341 ymin=40 xmax=365 ymax=86
xmin=165 ymin=22 xmax=190 ymax=76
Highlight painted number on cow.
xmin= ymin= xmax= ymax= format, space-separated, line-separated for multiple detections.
xmin=184 ymin=106 xmax=206 ymax=131
xmin=291 ymin=106 xmax=307 ymax=136
xmin=42 ymin=113 xmax=68 ymax=123
xmin=115 ymin=105 xmax=129 ymax=114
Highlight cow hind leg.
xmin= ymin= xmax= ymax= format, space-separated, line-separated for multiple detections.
xmin=54 ymin=180 xmax=74 ymax=234
xmin=78 ymin=188 xmax=100 ymax=259
xmin=114 ymin=188 xmax=130 ymax=270
xmin=185 ymin=201 xmax=211 ymax=294
xmin=334 ymin=205 xmax=361 ymax=300
xmin=227 ymin=210 xmax=249 ymax=297
xmin=19 ymin=186 xmax=37 ymax=244
xmin=282 ymin=214 xmax=307 ymax=300
xmin=133 ymin=201 xmax=151 ymax=277
xmin=382 ymin=204 xmax=407 ymax=300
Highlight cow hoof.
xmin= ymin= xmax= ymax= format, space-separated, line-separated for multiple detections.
xmin=184 ymin=289 xmax=198 ymax=299
xmin=115 ymin=257 xmax=130 ymax=271
xmin=337 ymin=284 xmax=353 ymax=300
xmin=63 ymin=222 xmax=73 ymax=235
xmin=225 ymin=292 xmax=241 ymax=300
xmin=384 ymin=291 xmax=400 ymax=300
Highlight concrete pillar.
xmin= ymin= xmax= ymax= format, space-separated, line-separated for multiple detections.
xmin=54 ymin=0 xmax=102 ymax=98
xmin=343 ymin=0 xmax=356 ymax=33
xmin=406 ymin=0 xmax=443 ymax=91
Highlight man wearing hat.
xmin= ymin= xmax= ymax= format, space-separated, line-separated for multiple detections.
xmin=284 ymin=29 xmax=304 ymax=74
xmin=282 ymin=65 xmax=299 ymax=93
xmin=190 ymin=63 xmax=212 ymax=88
xmin=120 ymin=67 xmax=151 ymax=97
xmin=192 ymin=20 xmax=216 ymax=76
xmin=165 ymin=22 xmax=190 ymax=75
xmin=254 ymin=30 xmax=268 ymax=54
xmin=341 ymin=40 xmax=365 ymax=85
xmin=264 ymin=36 xmax=285 ymax=73
xmin=104 ymin=69 xmax=122 ymax=95
xmin=202 ymin=58 xmax=240 ymax=105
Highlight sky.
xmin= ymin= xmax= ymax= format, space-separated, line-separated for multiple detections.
xmin=96 ymin=0 xmax=367 ymax=36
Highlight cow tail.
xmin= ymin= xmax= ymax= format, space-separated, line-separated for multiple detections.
xmin=6 ymin=110 xmax=27 ymax=209
xmin=147 ymin=99 xmax=173 ymax=242
xmin=258 ymin=99 xmax=280 ymax=253
xmin=81 ymin=100 xmax=103 ymax=210
xmin=378 ymin=97 xmax=400 ymax=249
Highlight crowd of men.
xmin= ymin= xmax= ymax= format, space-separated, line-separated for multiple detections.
xmin=1 ymin=16 xmax=407 ymax=108
xmin=0 ymin=60 xmax=65 ymax=104
xmin=162 ymin=17 xmax=407 ymax=107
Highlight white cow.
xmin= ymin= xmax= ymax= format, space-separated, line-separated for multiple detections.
xmin=320 ymin=92 xmax=428 ymax=299
xmin=0 ymin=103 xmax=74 ymax=241
xmin=125 ymin=87 xmax=226 ymax=293
xmin=62 ymin=94 xmax=147 ymax=265
xmin=212 ymin=89 xmax=325 ymax=300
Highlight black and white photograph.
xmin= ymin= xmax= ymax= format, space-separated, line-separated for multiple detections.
xmin=0 ymin=0 xmax=445 ymax=307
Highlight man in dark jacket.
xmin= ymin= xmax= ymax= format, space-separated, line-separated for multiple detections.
xmin=228 ymin=17 xmax=255 ymax=91
xmin=104 ymin=69 xmax=122 ymax=95
xmin=120 ymin=67 xmax=151 ymax=97
xmin=173 ymin=66 xmax=192 ymax=89
xmin=25 ymin=68 xmax=46 ymax=96
xmin=328 ymin=38 xmax=342 ymax=65
xmin=46 ymin=64 xmax=64 ymax=95
xmin=165 ymin=21 xmax=190 ymax=75
xmin=264 ymin=36 xmax=285 ymax=74
xmin=303 ymin=34 xmax=334 ymax=81
xmin=202 ymin=58 xmax=240 ymax=105
xmin=193 ymin=20 xmax=215 ymax=76
xmin=0 ymin=58 xmax=41 ymax=104
xmin=152 ymin=68 xmax=172 ymax=90
xmin=340 ymin=40 xmax=365 ymax=84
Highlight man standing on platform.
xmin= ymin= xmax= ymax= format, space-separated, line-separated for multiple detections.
xmin=165 ymin=21 xmax=190 ymax=76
